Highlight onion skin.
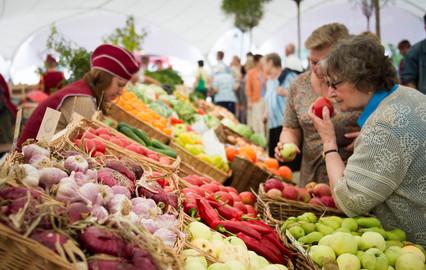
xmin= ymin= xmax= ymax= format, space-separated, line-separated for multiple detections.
xmin=64 ymin=155 xmax=89 ymax=173
xmin=39 ymin=167 xmax=67 ymax=189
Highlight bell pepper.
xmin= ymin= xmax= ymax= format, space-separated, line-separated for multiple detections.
xmin=170 ymin=117 xmax=183 ymax=125
xmin=236 ymin=232 xmax=287 ymax=265
xmin=217 ymin=220 xmax=262 ymax=240
xmin=196 ymin=198 xmax=220 ymax=229
xmin=183 ymin=198 xmax=198 ymax=217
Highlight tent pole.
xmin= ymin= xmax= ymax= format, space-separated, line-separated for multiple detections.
xmin=296 ymin=0 xmax=302 ymax=58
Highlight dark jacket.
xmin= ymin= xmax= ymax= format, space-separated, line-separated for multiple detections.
xmin=401 ymin=39 xmax=426 ymax=94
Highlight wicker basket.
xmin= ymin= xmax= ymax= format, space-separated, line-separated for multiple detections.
xmin=169 ymin=141 xmax=230 ymax=184
xmin=52 ymin=119 xmax=179 ymax=174
xmin=0 ymin=223 xmax=76 ymax=270
xmin=214 ymin=124 xmax=254 ymax=146
xmin=229 ymin=156 xmax=270 ymax=193
xmin=108 ymin=103 xmax=171 ymax=144
xmin=256 ymin=184 xmax=345 ymax=226
xmin=91 ymin=111 xmax=118 ymax=129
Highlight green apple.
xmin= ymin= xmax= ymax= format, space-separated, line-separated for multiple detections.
xmin=208 ymin=263 xmax=231 ymax=270
xmin=225 ymin=260 xmax=247 ymax=270
xmin=385 ymin=229 xmax=406 ymax=242
xmin=316 ymin=223 xmax=335 ymax=235
xmin=189 ymin=222 xmax=212 ymax=240
xmin=361 ymin=231 xmax=386 ymax=251
xmin=357 ymin=251 xmax=365 ymax=262
xmin=185 ymin=261 xmax=207 ymax=270
xmin=402 ymin=246 xmax=426 ymax=263
xmin=289 ymin=225 xmax=305 ymax=239
xmin=297 ymin=212 xmax=318 ymax=223
xmin=385 ymin=246 xmax=402 ymax=266
xmin=360 ymin=227 xmax=387 ymax=238
xmin=309 ymin=245 xmax=336 ymax=267
xmin=337 ymin=253 xmax=361 ymax=270
xmin=386 ymin=241 xmax=403 ymax=250
xmin=395 ymin=253 xmax=424 ymax=270
xmin=280 ymin=143 xmax=298 ymax=161
xmin=299 ymin=221 xmax=317 ymax=234
xmin=357 ymin=235 xmax=373 ymax=251
xmin=356 ymin=217 xmax=382 ymax=228
xmin=191 ymin=239 xmax=214 ymax=256
xmin=341 ymin=218 xmax=359 ymax=232
xmin=281 ymin=217 xmax=298 ymax=231
xmin=362 ymin=248 xmax=389 ymax=270
xmin=328 ymin=232 xmax=358 ymax=255
xmin=299 ymin=231 xmax=324 ymax=245
xmin=319 ymin=234 xmax=334 ymax=246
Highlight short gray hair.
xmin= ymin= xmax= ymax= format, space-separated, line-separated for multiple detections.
xmin=321 ymin=34 xmax=398 ymax=93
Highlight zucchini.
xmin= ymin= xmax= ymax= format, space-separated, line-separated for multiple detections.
xmin=119 ymin=126 xmax=146 ymax=146
xmin=132 ymin=128 xmax=152 ymax=146
xmin=148 ymin=146 xmax=177 ymax=158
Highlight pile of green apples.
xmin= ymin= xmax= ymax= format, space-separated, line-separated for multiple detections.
xmin=282 ymin=213 xmax=426 ymax=270
xmin=183 ymin=221 xmax=288 ymax=270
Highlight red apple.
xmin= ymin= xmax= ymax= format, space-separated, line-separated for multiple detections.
xmin=264 ymin=178 xmax=284 ymax=192
xmin=296 ymin=187 xmax=311 ymax=203
xmin=282 ymin=185 xmax=298 ymax=200
xmin=233 ymin=201 xmax=248 ymax=214
xmin=229 ymin=192 xmax=242 ymax=203
xmin=266 ymin=188 xmax=282 ymax=200
xmin=224 ymin=186 xmax=238 ymax=194
xmin=309 ymin=197 xmax=322 ymax=206
xmin=312 ymin=97 xmax=334 ymax=119
xmin=320 ymin=196 xmax=336 ymax=208
xmin=313 ymin=183 xmax=332 ymax=197
xmin=202 ymin=183 xmax=220 ymax=194
xmin=305 ymin=181 xmax=317 ymax=193
xmin=240 ymin=191 xmax=256 ymax=205
xmin=245 ymin=205 xmax=257 ymax=218
xmin=214 ymin=191 xmax=234 ymax=206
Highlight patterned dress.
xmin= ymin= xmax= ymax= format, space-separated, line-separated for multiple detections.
xmin=284 ymin=71 xmax=360 ymax=186
xmin=334 ymin=85 xmax=426 ymax=247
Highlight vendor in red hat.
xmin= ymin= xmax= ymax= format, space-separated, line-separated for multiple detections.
xmin=18 ymin=44 xmax=139 ymax=149
xmin=39 ymin=54 xmax=65 ymax=95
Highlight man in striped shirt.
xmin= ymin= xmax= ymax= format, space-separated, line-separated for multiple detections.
xmin=264 ymin=53 xmax=297 ymax=157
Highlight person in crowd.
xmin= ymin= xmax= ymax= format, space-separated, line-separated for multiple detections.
xmin=401 ymin=13 xmax=426 ymax=94
xmin=277 ymin=44 xmax=304 ymax=97
xmin=18 ymin=44 xmax=140 ymax=149
xmin=0 ymin=74 xmax=17 ymax=156
xmin=263 ymin=53 xmax=287 ymax=157
xmin=397 ymin=39 xmax=411 ymax=77
xmin=275 ymin=23 xmax=360 ymax=186
xmin=193 ymin=60 xmax=210 ymax=99
xmin=310 ymin=34 xmax=426 ymax=247
xmin=131 ymin=55 xmax=160 ymax=85
xmin=39 ymin=54 xmax=65 ymax=95
xmin=246 ymin=54 xmax=266 ymax=137
xmin=238 ymin=65 xmax=248 ymax=124
xmin=212 ymin=65 xmax=237 ymax=114
xmin=283 ymin=43 xmax=304 ymax=74
xmin=230 ymin=56 xmax=243 ymax=119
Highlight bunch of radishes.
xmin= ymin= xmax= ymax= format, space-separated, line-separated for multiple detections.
xmin=263 ymin=178 xmax=337 ymax=209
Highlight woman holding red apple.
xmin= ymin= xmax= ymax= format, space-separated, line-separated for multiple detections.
xmin=310 ymin=34 xmax=426 ymax=247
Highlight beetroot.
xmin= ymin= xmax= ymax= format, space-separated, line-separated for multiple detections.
xmin=31 ymin=230 xmax=68 ymax=252
xmin=89 ymin=258 xmax=136 ymax=270
xmin=80 ymin=226 xmax=126 ymax=257
xmin=98 ymin=168 xmax=135 ymax=194
xmin=105 ymin=159 xmax=136 ymax=182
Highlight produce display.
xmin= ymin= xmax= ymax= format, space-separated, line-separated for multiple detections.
xmin=262 ymin=179 xmax=337 ymax=208
xmin=183 ymin=221 xmax=290 ymax=270
xmin=1 ymin=143 xmax=181 ymax=269
xmin=114 ymin=90 xmax=172 ymax=136
xmin=145 ymin=68 xmax=184 ymax=88
xmin=180 ymin=175 xmax=293 ymax=266
xmin=222 ymin=120 xmax=267 ymax=148
xmin=283 ymin=212 xmax=426 ymax=270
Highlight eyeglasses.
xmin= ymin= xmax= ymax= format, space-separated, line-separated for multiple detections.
xmin=326 ymin=80 xmax=344 ymax=89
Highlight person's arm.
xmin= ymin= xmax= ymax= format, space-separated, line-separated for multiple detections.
xmin=245 ymin=72 xmax=253 ymax=108
xmin=400 ymin=46 xmax=419 ymax=89
xmin=276 ymin=86 xmax=288 ymax=97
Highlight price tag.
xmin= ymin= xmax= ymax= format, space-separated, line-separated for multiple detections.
xmin=36 ymin=107 xmax=61 ymax=142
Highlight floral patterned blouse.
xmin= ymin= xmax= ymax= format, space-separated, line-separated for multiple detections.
xmin=284 ymin=71 xmax=360 ymax=186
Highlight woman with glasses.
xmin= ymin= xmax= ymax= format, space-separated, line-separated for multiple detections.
xmin=310 ymin=34 xmax=426 ymax=247
xmin=275 ymin=23 xmax=360 ymax=186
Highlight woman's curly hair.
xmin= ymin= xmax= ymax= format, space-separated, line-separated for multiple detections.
xmin=323 ymin=34 xmax=398 ymax=93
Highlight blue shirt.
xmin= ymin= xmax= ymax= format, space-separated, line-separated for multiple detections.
xmin=213 ymin=72 xmax=237 ymax=103
xmin=357 ymin=84 xmax=399 ymax=128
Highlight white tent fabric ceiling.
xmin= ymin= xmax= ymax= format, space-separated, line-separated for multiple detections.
xmin=0 ymin=0 xmax=425 ymax=83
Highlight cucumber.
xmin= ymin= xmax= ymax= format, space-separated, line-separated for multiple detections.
xmin=132 ymin=128 xmax=152 ymax=146
xmin=148 ymin=146 xmax=177 ymax=158
xmin=119 ymin=126 xmax=146 ymax=146
xmin=117 ymin=122 xmax=133 ymax=131
xmin=150 ymin=139 xmax=170 ymax=150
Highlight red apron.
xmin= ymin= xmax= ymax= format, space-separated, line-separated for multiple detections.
xmin=17 ymin=79 xmax=94 ymax=149
xmin=41 ymin=71 xmax=65 ymax=95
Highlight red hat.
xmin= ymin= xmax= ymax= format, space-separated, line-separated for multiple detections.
xmin=91 ymin=44 xmax=140 ymax=80
xmin=45 ymin=54 xmax=57 ymax=65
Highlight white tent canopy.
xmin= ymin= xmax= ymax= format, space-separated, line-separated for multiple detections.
xmin=1 ymin=0 xmax=425 ymax=83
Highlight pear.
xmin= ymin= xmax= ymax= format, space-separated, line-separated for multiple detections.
xmin=299 ymin=221 xmax=317 ymax=234
xmin=361 ymin=231 xmax=386 ymax=251
xmin=319 ymin=218 xmax=340 ymax=230
xmin=341 ymin=218 xmax=358 ymax=232
xmin=357 ymin=251 xmax=365 ymax=262
xmin=289 ymin=225 xmax=305 ymax=239
xmin=281 ymin=217 xmax=298 ymax=231
xmin=361 ymin=248 xmax=389 ymax=270
xmin=309 ymin=245 xmax=336 ymax=267
xmin=328 ymin=232 xmax=358 ymax=256
xmin=298 ymin=231 xmax=324 ymax=245
xmin=385 ymin=246 xmax=402 ymax=266
xmin=385 ymin=229 xmax=406 ymax=242
xmin=337 ymin=253 xmax=361 ymax=270
xmin=297 ymin=212 xmax=318 ymax=223
xmin=360 ymin=227 xmax=387 ymax=238
xmin=385 ymin=241 xmax=403 ymax=250
xmin=320 ymin=216 xmax=343 ymax=227
xmin=335 ymin=228 xmax=351 ymax=233
xmin=319 ymin=234 xmax=334 ymax=246
xmin=356 ymin=217 xmax=382 ymax=228
xmin=316 ymin=223 xmax=335 ymax=235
